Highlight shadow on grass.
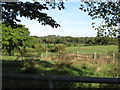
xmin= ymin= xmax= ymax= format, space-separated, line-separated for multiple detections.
xmin=2 ymin=59 xmax=81 ymax=88
xmin=2 ymin=59 xmax=120 ymax=88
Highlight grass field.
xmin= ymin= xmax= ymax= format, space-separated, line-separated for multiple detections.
xmin=66 ymin=45 xmax=118 ymax=54
xmin=1 ymin=45 xmax=118 ymax=60
xmin=2 ymin=45 xmax=120 ymax=88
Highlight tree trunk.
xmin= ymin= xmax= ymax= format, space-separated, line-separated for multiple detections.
xmin=7 ymin=49 xmax=12 ymax=56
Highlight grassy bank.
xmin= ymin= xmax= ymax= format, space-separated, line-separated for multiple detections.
xmin=2 ymin=58 xmax=119 ymax=88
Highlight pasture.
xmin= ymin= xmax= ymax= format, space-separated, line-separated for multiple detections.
xmin=2 ymin=45 xmax=120 ymax=88
xmin=67 ymin=45 xmax=118 ymax=54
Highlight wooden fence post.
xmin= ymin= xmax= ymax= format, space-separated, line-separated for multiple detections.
xmin=76 ymin=51 xmax=79 ymax=59
xmin=58 ymin=51 xmax=61 ymax=60
xmin=46 ymin=49 xmax=48 ymax=59
xmin=93 ymin=52 xmax=96 ymax=60
xmin=112 ymin=52 xmax=115 ymax=59
xmin=48 ymin=80 xmax=53 ymax=90
xmin=40 ymin=53 xmax=42 ymax=59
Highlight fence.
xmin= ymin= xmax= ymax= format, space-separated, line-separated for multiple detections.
xmin=69 ymin=51 xmax=116 ymax=59
xmin=2 ymin=49 xmax=116 ymax=61
xmin=2 ymin=73 xmax=120 ymax=89
xmin=39 ymin=51 xmax=117 ymax=61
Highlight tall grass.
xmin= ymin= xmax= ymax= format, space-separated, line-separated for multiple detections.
xmin=2 ymin=59 xmax=120 ymax=88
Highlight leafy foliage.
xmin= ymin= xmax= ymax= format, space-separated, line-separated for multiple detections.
xmin=54 ymin=44 xmax=66 ymax=52
xmin=2 ymin=23 xmax=31 ymax=55
xmin=2 ymin=1 xmax=65 ymax=28
xmin=94 ymin=24 xmax=119 ymax=37
xmin=79 ymin=2 xmax=120 ymax=27
xmin=79 ymin=2 xmax=120 ymax=52
xmin=31 ymin=35 xmax=117 ymax=47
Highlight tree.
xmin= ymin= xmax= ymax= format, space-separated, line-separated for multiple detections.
xmin=2 ymin=1 xmax=120 ymax=51
xmin=79 ymin=2 xmax=119 ymax=28
xmin=54 ymin=44 xmax=66 ymax=52
xmin=79 ymin=1 xmax=120 ymax=53
xmin=2 ymin=23 xmax=31 ymax=56
xmin=2 ymin=1 xmax=119 ymax=34
xmin=2 ymin=1 xmax=65 ymax=28
xmin=2 ymin=1 xmax=119 ymax=33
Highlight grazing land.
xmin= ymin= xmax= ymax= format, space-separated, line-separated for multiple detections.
xmin=2 ymin=1 xmax=120 ymax=88
xmin=2 ymin=45 xmax=120 ymax=88
xmin=2 ymin=22 xmax=119 ymax=88
xmin=67 ymin=45 xmax=118 ymax=54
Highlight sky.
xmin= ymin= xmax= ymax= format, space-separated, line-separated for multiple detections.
xmin=18 ymin=0 xmax=100 ymax=37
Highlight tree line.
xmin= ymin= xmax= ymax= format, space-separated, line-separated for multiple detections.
xmin=1 ymin=1 xmax=119 ymax=56
xmin=31 ymin=35 xmax=117 ymax=47
xmin=2 ymin=22 xmax=117 ymax=56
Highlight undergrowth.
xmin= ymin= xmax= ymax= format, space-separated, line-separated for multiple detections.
xmin=2 ymin=58 xmax=120 ymax=88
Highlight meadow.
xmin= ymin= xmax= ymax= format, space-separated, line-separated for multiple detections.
xmin=2 ymin=45 xmax=120 ymax=88
xmin=67 ymin=45 xmax=118 ymax=54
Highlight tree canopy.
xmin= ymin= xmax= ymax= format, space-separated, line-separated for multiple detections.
xmin=79 ymin=2 xmax=119 ymax=26
xmin=2 ymin=23 xmax=31 ymax=55
xmin=79 ymin=2 xmax=120 ymax=36
xmin=2 ymin=1 xmax=65 ymax=28
xmin=2 ymin=1 xmax=119 ymax=34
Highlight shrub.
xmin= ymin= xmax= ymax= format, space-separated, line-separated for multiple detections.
xmin=53 ymin=44 xmax=66 ymax=52
xmin=21 ymin=59 xmax=40 ymax=74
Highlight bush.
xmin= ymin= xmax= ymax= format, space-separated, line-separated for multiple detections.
xmin=21 ymin=59 xmax=40 ymax=74
xmin=53 ymin=44 xmax=66 ymax=52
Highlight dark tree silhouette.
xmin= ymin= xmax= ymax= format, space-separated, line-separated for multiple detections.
xmin=2 ymin=1 xmax=65 ymax=28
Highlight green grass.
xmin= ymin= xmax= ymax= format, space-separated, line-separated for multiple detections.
xmin=2 ymin=45 xmax=120 ymax=88
xmin=2 ymin=58 xmax=120 ymax=88
xmin=66 ymin=45 xmax=118 ymax=54
xmin=1 ymin=56 xmax=17 ymax=60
